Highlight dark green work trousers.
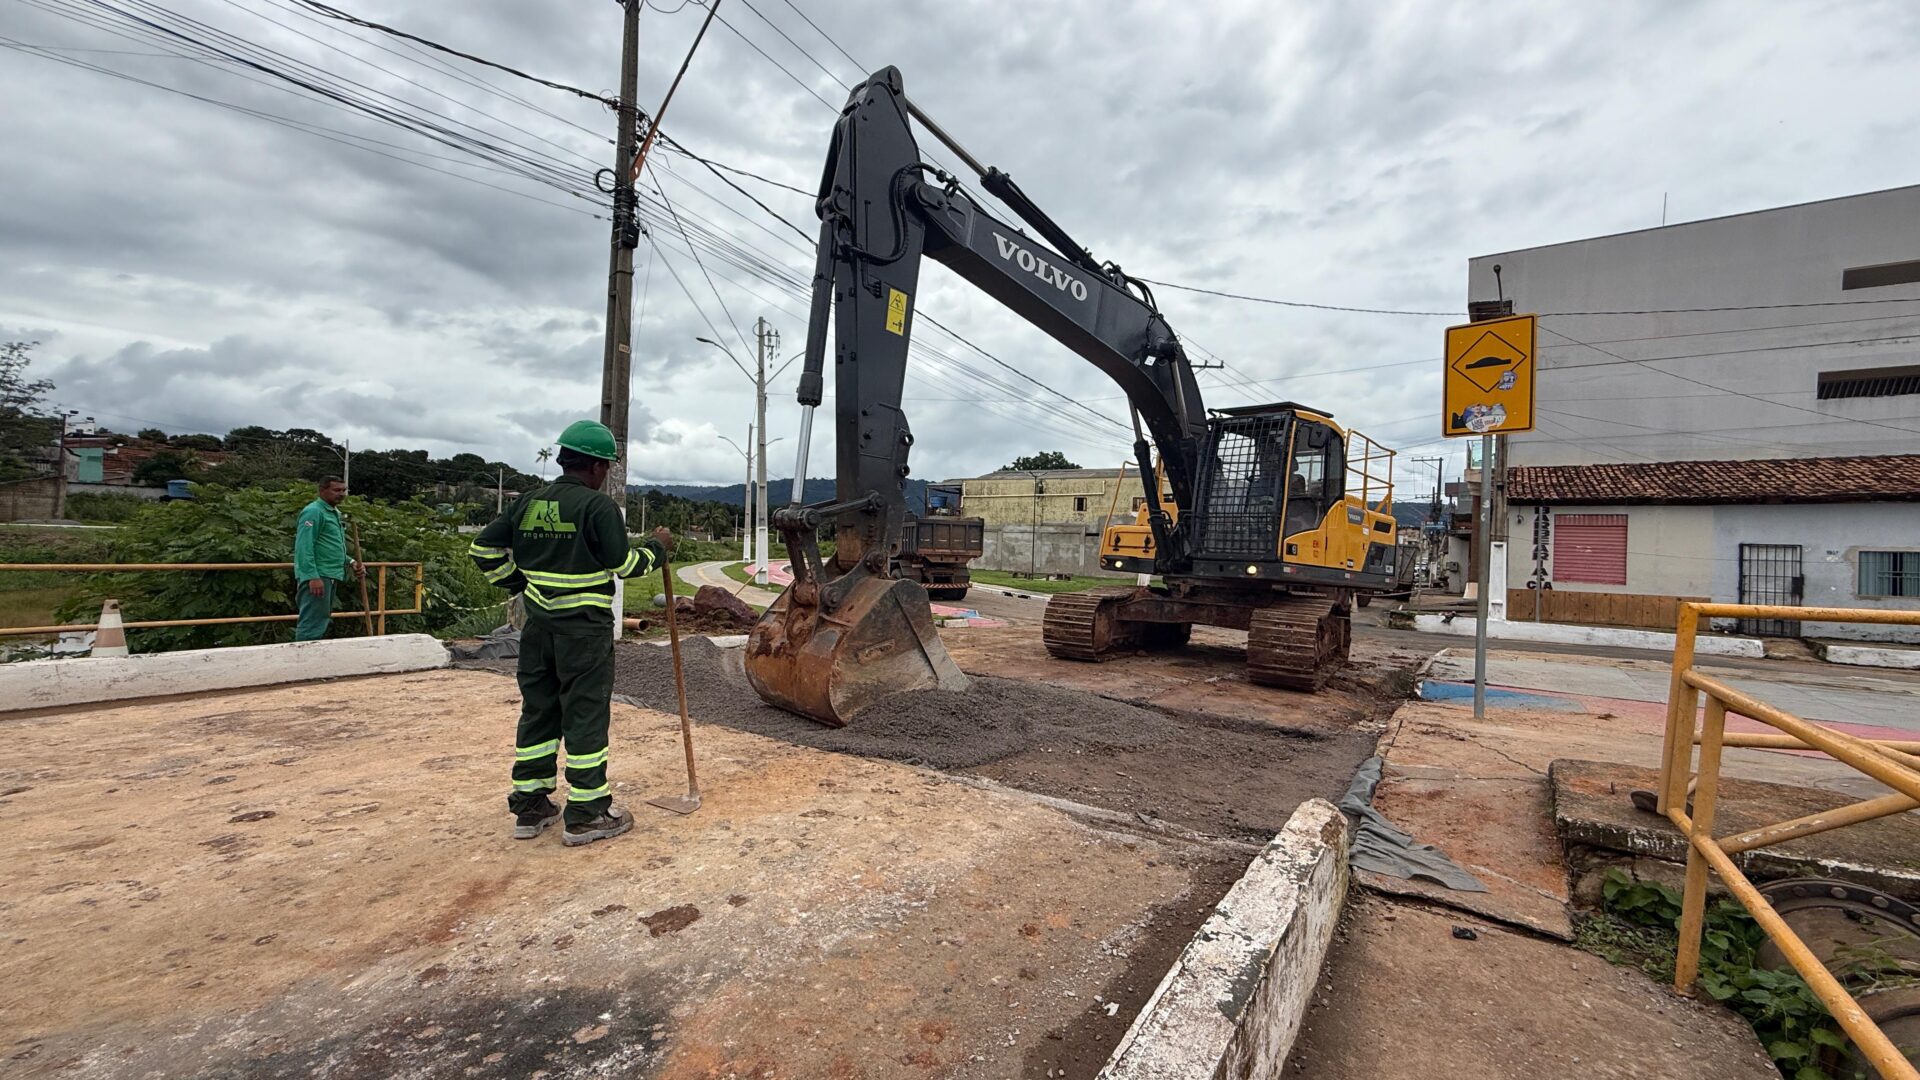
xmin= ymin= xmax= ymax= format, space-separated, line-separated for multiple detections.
xmin=294 ymin=579 xmax=337 ymax=642
xmin=509 ymin=619 xmax=615 ymax=824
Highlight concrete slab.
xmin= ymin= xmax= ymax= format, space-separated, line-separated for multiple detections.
xmin=1427 ymin=647 xmax=1920 ymax=738
xmin=1282 ymin=895 xmax=1779 ymax=1080
xmin=1411 ymin=612 xmax=1764 ymax=657
xmin=1825 ymin=641 xmax=1920 ymax=671
xmin=1552 ymin=758 xmax=1920 ymax=902
xmin=1099 ymin=800 xmax=1349 ymax=1080
xmin=0 ymin=669 xmax=1210 ymax=1079
xmin=0 ymin=633 xmax=448 ymax=713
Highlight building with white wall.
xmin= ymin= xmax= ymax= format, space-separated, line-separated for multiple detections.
xmin=1469 ymin=184 xmax=1920 ymax=640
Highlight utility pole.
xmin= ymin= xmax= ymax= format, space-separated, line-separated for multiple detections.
xmin=497 ymin=466 xmax=505 ymax=514
xmin=744 ymin=421 xmax=755 ymax=575
xmin=341 ymin=439 xmax=350 ymax=495
xmin=754 ymin=317 xmax=775 ymax=586
xmin=598 ymin=0 xmax=641 ymax=639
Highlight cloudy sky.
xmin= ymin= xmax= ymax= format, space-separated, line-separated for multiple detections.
xmin=4 ymin=0 xmax=1918 ymax=492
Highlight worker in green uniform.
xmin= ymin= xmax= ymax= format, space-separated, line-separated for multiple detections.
xmin=292 ymin=476 xmax=362 ymax=642
xmin=469 ymin=421 xmax=674 ymax=846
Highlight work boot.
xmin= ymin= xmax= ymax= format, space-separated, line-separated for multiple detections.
xmin=512 ymin=798 xmax=562 ymax=840
xmin=563 ymin=805 xmax=634 ymax=847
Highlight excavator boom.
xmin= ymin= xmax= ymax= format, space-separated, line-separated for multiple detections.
xmin=745 ymin=67 xmax=1209 ymax=726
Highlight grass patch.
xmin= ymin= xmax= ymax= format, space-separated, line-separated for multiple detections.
xmin=0 ymin=586 xmax=74 ymax=631
xmin=721 ymin=561 xmax=785 ymax=592
xmin=969 ymin=569 xmax=1143 ymax=595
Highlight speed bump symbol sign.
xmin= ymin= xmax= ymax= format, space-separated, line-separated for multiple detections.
xmin=1444 ymin=313 xmax=1536 ymax=437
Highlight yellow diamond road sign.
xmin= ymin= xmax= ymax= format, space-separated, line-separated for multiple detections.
xmin=1444 ymin=313 xmax=1536 ymax=437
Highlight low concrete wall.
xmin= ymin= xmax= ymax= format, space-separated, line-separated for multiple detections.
xmin=979 ymin=521 xmax=1121 ymax=577
xmin=1099 ymin=799 xmax=1350 ymax=1080
xmin=0 ymin=475 xmax=63 ymax=522
xmin=0 ymin=634 xmax=449 ymax=713
xmin=1410 ymin=612 xmax=1765 ymax=658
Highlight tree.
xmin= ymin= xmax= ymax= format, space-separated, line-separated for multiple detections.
xmin=132 ymin=450 xmax=201 ymax=487
xmin=204 ymin=442 xmax=308 ymax=488
xmin=137 ymin=427 xmax=168 ymax=442
xmin=224 ymin=425 xmax=282 ymax=451
xmin=1 ymin=341 xmax=58 ymax=481
xmin=1004 ymin=451 xmax=1080 ymax=472
xmin=536 ymin=447 xmax=552 ymax=479
xmin=169 ymin=433 xmax=224 ymax=452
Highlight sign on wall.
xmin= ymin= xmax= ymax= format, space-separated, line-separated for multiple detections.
xmin=1443 ymin=313 xmax=1537 ymax=437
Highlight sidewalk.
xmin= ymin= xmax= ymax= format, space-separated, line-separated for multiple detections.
xmin=676 ymin=559 xmax=781 ymax=608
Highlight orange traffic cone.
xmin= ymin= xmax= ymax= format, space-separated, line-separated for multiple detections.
xmin=94 ymin=598 xmax=129 ymax=658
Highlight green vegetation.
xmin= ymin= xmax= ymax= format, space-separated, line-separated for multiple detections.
xmin=1 ymin=341 xmax=59 ymax=482
xmin=0 ymin=525 xmax=114 ymax=638
xmin=969 ymin=569 xmax=1135 ymax=594
xmin=63 ymin=491 xmax=149 ymax=523
xmin=52 ymin=486 xmax=495 ymax=651
xmin=1577 ymin=869 xmax=1882 ymax=1080
xmin=1003 ymin=451 xmax=1079 ymax=471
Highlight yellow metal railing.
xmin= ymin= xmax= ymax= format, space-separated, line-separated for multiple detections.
xmin=1659 ymin=601 xmax=1920 ymax=1080
xmin=1346 ymin=430 xmax=1396 ymax=512
xmin=0 ymin=561 xmax=425 ymax=637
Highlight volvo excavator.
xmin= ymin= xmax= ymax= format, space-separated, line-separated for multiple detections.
xmin=746 ymin=67 xmax=1401 ymax=727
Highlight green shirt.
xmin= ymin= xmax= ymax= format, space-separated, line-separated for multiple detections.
xmin=468 ymin=475 xmax=663 ymax=631
xmin=293 ymin=498 xmax=348 ymax=581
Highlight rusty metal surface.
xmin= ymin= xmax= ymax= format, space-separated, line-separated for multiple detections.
xmin=745 ymin=572 xmax=969 ymax=727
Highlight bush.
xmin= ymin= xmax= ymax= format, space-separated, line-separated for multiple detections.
xmin=55 ymin=487 xmax=496 ymax=651
xmin=63 ymin=491 xmax=149 ymax=524
xmin=0 ymin=525 xmax=112 ymax=590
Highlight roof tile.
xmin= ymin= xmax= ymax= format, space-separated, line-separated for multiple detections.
xmin=1507 ymin=454 xmax=1920 ymax=505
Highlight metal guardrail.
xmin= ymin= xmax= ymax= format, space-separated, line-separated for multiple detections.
xmin=0 ymin=561 xmax=425 ymax=637
xmin=1659 ymin=601 xmax=1920 ymax=1080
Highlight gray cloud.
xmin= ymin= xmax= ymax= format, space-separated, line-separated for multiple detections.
xmin=2 ymin=0 xmax=1916 ymax=488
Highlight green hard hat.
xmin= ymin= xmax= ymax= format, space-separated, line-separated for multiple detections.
xmin=556 ymin=419 xmax=618 ymax=461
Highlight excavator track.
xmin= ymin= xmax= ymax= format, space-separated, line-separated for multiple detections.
xmin=1246 ymin=595 xmax=1352 ymax=691
xmin=1042 ymin=587 xmax=1141 ymax=661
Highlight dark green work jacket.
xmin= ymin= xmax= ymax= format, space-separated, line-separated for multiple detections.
xmin=469 ymin=475 xmax=663 ymax=632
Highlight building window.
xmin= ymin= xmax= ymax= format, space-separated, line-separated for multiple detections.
xmin=1132 ymin=497 xmax=1147 ymax=512
xmin=1553 ymin=513 xmax=1627 ymax=585
xmin=1859 ymin=551 xmax=1920 ymax=598
xmin=1817 ymin=364 xmax=1920 ymax=400
xmin=1841 ymin=259 xmax=1920 ymax=291
xmin=1072 ymin=496 xmax=1089 ymax=512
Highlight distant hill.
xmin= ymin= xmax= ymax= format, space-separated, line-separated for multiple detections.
xmin=633 ymin=477 xmax=931 ymax=515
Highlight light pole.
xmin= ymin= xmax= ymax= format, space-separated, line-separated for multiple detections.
xmin=1025 ymin=470 xmax=1047 ymax=578
xmin=719 ymin=427 xmax=754 ymax=570
xmin=700 ymin=328 xmax=783 ymax=583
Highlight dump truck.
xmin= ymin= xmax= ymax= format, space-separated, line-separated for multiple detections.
xmin=894 ymin=484 xmax=983 ymax=601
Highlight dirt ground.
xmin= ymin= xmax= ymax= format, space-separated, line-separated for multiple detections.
xmin=0 ymin=670 xmax=1237 ymax=1080
xmin=1283 ymin=894 xmax=1781 ymax=1080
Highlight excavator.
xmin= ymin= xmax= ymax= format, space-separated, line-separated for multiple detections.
xmin=746 ymin=67 xmax=1401 ymax=727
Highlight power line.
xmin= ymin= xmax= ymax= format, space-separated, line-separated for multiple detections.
xmin=288 ymin=0 xmax=616 ymax=105
xmin=777 ymin=0 xmax=861 ymax=74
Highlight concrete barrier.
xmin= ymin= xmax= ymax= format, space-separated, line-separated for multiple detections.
xmin=0 ymin=634 xmax=449 ymax=713
xmin=1099 ymin=798 xmax=1350 ymax=1080
xmin=1410 ymin=612 xmax=1765 ymax=658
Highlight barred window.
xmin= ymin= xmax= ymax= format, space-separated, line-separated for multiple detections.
xmin=1858 ymin=551 xmax=1920 ymax=598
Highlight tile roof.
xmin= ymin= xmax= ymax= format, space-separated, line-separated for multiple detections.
xmin=1507 ymin=455 xmax=1920 ymax=505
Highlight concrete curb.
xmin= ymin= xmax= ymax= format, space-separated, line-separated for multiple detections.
xmin=1098 ymin=798 xmax=1351 ymax=1080
xmin=0 ymin=634 xmax=449 ymax=713
xmin=1410 ymin=612 xmax=1764 ymax=657
xmin=1822 ymin=642 xmax=1920 ymax=670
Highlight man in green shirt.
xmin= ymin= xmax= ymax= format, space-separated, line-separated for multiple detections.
xmin=469 ymin=421 xmax=674 ymax=846
xmin=292 ymin=476 xmax=363 ymax=642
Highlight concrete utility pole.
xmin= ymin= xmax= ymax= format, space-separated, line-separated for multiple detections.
xmin=340 ymin=439 xmax=350 ymax=496
xmin=754 ymin=318 xmax=776 ymax=586
xmin=744 ymin=422 xmax=755 ymax=576
xmin=598 ymin=0 xmax=641 ymax=639
xmin=497 ymin=466 xmax=505 ymax=515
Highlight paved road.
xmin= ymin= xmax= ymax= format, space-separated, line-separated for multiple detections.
xmin=676 ymin=560 xmax=782 ymax=608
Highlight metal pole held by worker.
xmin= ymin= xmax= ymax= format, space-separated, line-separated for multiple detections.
xmin=646 ymin=556 xmax=701 ymax=815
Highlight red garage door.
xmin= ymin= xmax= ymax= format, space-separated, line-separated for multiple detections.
xmin=1555 ymin=514 xmax=1628 ymax=585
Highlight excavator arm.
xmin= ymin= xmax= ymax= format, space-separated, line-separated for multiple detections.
xmin=747 ymin=66 xmax=1207 ymax=725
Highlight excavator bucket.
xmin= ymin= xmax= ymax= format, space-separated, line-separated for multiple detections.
xmin=744 ymin=572 xmax=970 ymax=727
